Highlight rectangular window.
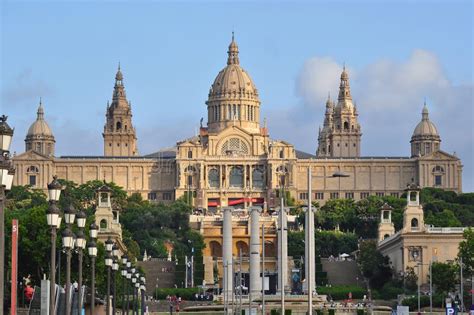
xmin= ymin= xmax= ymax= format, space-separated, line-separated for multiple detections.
xmin=390 ymin=192 xmax=399 ymax=198
xmin=345 ymin=192 xmax=354 ymax=199
xmin=360 ymin=192 xmax=370 ymax=199
xmin=330 ymin=192 xmax=339 ymax=199
xmin=299 ymin=192 xmax=308 ymax=200
xmin=376 ymin=192 xmax=385 ymax=197
xmin=315 ymin=192 xmax=324 ymax=200
xmin=435 ymin=175 xmax=442 ymax=186
xmin=147 ymin=192 xmax=157 ymax=201
xmin=29 ymin=175 xmax=36 ymax=187
xmin=163 ymin=192 xmax=172 ymax=200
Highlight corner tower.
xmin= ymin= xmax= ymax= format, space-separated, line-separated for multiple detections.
xmin=316 ymin=67 xmax=361 ymax=158
xmin=25 ymin=99 xmax=55 ymax=157
xmin=206 ymin=34 xmax=261 ymax=134
xmin=103 ymin=65 xmax=138 ymax=156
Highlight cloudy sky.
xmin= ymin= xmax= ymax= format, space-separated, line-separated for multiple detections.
xmin=1 ymin=1 xmax=473 ymax=191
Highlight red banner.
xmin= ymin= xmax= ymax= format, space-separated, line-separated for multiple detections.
xmin=11 ymin=220 xmax=19 ymax=315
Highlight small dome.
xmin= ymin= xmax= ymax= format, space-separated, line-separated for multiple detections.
xmin=412 ymin=104 xmax=439 ymax=137
xmin=27 ymin=102 xmax=54 ymax=137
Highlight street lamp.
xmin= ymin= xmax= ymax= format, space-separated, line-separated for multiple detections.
xmin=87 ymin=225 xmax=97 ymax=315
xmin=0 ymin=115 xmax=14 ymax=315
xmin=75 ymin=223 xmax=86 ymax=314
xmin=305 ymin=167 xmax=350 ymax=315
xmin=105 ymin=247 xmax=113 ymax=315
xmin=140 ymin=277 xmax=146 ymax=315
xmin=126 ymin=266 xmax=132 ymax=314
xmin=121 ymin=255 xmax=128 ymax=315
xmin=112 ymin=255 xmax=119 ymax=315
xmin=62 ymin=226 xmax=75 ymax=315
xmin=46 ymin=176 xmax=63 ymax=315
xmin=134 ymin=276 xmax=140 ymax=315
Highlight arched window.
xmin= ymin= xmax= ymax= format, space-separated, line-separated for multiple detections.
xmin=208 ymin=168 xmax=219 ymax=188
xmin=221 ymin=138 xmax=249 ymax=156
xmin=279 ymin=149 xmax=284 ymax=159
xmin=236 ymin=241 xmax=249 ymax=256
xmin=229 ymin=166 xmax=244 ymax=188
xmin=384 ymin=234 xmax=390 ymax=240
xmin=100 ymin=219 xmax=107 ymax=230
xmin=209 ymin=241 xmax=222 ymax=258
xmin=27 ymin=166 xmax=39 ymax=173
xmin=264 ymin=241 xmax=276 ymax=257
xmin=344 ymin=122 xmax=349 ymax=130
xmin=187 ymin=150 xmax=193 ymax=159
xmin=411 ymin=218 xmax=418 ymax=228
xmin=252 ymin=167 xmax=264 ymax=189
xmin=116 ymin=121 xmax=122 ymax=131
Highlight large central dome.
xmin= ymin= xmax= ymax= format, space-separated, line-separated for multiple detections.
xmin=206 ymin=35 xmax=261 ymax=134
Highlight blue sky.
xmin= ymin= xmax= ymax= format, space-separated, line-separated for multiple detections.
xmin=1 ymin=0 xmax=473 ymax=191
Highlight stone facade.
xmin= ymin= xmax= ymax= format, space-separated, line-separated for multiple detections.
xmin=377 ymin=184 xmax=467 ymax=285
xmin=12 ymin=36 xmax=463 ymax=209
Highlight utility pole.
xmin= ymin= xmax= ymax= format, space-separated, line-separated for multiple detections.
xmin=239 ymin=250 xmax=243 ymax=315
xmin=279 ymin=197 xmax=285 ymax=315
xmin=429 ymin=261 xmax=432 ymax=315
xmin=460 ymin=257 xmax=464 ymax=313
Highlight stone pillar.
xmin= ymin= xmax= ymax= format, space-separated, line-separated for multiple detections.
xmin=249 ymin=206 xmax=262 ymax=295
xmin=277 ymin=198 xmax=288 ymax=293
xmin=222 ymin=207 xmax=233 ymax=296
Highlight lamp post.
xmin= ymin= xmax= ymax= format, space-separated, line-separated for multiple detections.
xmin=126 ymin=265 xmax=132 ymax=314
xmin=112 ymin=254 xmax=119 ymax=315
xmin=134 ymin=279 xmax=140 ymax=315
xmin=46 ymin=176 xmax=63 ymax=315
xmin=121 ymin=255 xmax=128 ymax=315
xmin=62 ymin=225 xmax=75 ymax=315
xmin=131 ymin=271 xmax=137 ymax=315
xmin=0 ymin=115 xmax=14 ymax=315
xmin=140 ymin=277 xmax=146 ymax=315
xmin=87 ymin=223 xmax=98 ymax=315
xmin=105 ymin=238 xmax=114 ymax=315
xmin=306 ymin=167 xmax=349 ymax=315
xmin=76 ymin=210 xmax=87 ymax=314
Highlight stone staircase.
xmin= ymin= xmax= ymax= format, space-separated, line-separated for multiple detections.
xmin=321 ymin=258 xmax=363 ymax=286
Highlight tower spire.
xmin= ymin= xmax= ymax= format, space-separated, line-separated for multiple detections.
xmin=37 ymin=98 xmax=44 ymax=120
xmin=227 ymin=32 xmax=240 ymax=65
xmin=338 ymin=65 xmax=352 ymax=101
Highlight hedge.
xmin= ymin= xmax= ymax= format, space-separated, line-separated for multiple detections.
xmin=154 ymin=287 xmax=199 ymax=300
xmin=317 ymin=285 xmax=366 ymax=301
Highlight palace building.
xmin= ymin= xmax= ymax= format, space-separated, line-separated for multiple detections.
xmin=12 ymin=36 xmax=463 ymax=210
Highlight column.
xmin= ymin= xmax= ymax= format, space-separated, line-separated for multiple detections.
xmin=249 ymin=206 xmax=262 ymax=295
xmin=277 ymin=199 xmax=288 ymax=293
xmin=222 ymin=207 xmax=233 ymax=296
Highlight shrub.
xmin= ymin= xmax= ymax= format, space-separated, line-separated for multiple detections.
xmin=154 ymin=287 xmax=199 ymax=300
xmin=317 ymin=285 xmax=366 ymax=301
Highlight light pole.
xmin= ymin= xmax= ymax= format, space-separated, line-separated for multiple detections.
xmin=131 ymin=268 xmax=137 ymax=315
xmin=0 ymin=115 xmax=14 ymax=315
xmin=126 ymin=263 xmax=132 ymax=314
xmin=121 ymin=255 xmax=129 ymax=315
xmin=62 ymin=225 xmax=75 ymax=315
xmin=140 ymin=276 xmax=146 ymax=315
xmin=76 ymin=210 xmax=87 ymax=314
xmin=306 ymin=167 xmax=349 ymax=315
xmin=87 ymin=223 xmax=98 ymax=315
xmin=105 ymin=238 xmax=114 ymax=315
xmin=63 ymin=203 xmax=77 ymax=315
xmin=46 ymin=176 xmax=63 ymax=315
xmin=112 ymin=245 xmax=119 ymax=315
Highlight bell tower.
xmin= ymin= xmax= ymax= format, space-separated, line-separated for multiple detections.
xmin=378 ymin=203 xmax=395 ymax=242
xmin=103 ymin=64 xmax=138 ymax=156
xmin=402 ymin=182 xmax=425 ymax=233
xmin=317 ymin=67 xmax=362 ymax=158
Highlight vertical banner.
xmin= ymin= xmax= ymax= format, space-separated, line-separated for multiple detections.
xmin=11 ymin=219 xmax=19 ymax=315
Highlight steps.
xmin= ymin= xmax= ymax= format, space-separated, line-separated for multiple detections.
xmin=321 ymin=258 xmax=363 ymax=286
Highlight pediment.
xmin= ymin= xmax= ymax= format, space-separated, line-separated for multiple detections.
xmin=13 ymin=150 xmax=53 ymax=161
xmin=418 ymin=150 xmax=459 ymax=161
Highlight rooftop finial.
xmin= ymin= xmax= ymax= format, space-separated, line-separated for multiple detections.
xmin=232 ymin=30 xmax=235 ymax=42
xmin=118 ymin=61 xmax=121 ymax=71
xmin=37 ymin=98 xmax=44 ymax=120
xmin=227 ymin=32 xmax=240 ymax=65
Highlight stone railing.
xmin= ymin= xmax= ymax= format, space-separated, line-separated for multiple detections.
xmin=427 ymin=226 xmax=467 ymax=233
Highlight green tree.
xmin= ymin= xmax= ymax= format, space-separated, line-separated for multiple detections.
xmin=458 ymin=228 xmax=474 ymax=276
xmin=425 ymin=209 xmax=462 ymax=227
xmin=430 ymin=262 xmax=457 ymax=297
xmin=404 ymin=266 xmax=418 ymax=292
xmin=357 ymin=240 xmax=392 ymax=289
